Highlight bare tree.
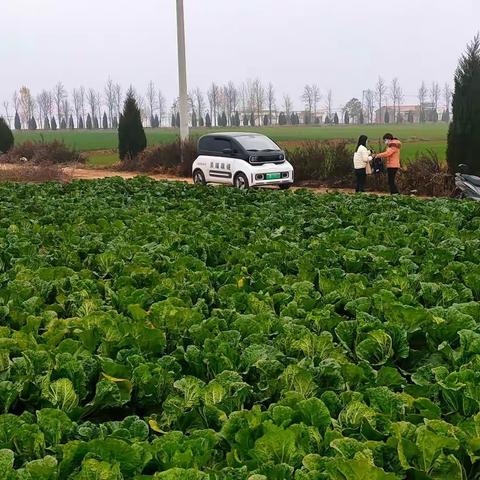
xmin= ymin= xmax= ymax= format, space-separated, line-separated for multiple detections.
xmin=193 ymin=87 xmax=205 ymax=124
xmin=145 ymin=81 xmax=157 ymax=127
xmin=223 ymin=81 xmax=238 ymax=124
xmin=3 ymin=101 xmax=10 ymax=126
xmin=104 ymin=79 xmax=116 ymax=128
xmin=283 ymin=94 xmax=293 ymax=123
xmin=443 ymin=83 xmax=452 ymax=113
xmin=325 ymin=89 xmax=333 ymax=119
xmin=217 ymin=87 xmax=228 ymax=123
xmin=96 ymin=91 xmax=103 ymax=126
xmin=36 ymin=94 xmax=44 ymax=128
xmin=53 ymin=82 xmax=66 ymax=124
xmin=230 ymin=83 xmax=239 ymax=115
xmin=390 ymin=78 xmax=403 ymax=122
xmin=312 ymin=84 xmax=321 ymax=121
xmin=302 ymin=85 xmax=313 ymax=120
xmin=222 ymin=85 xmax=230 ymax=122
xmin=113 ymin=84 xmax=121 ymax=124
xmin=171 ymin=98 xmax=179 ymax=126
xmin=390 ymin=78 xmax=397 ymax=122
xmin=12 ymin=91 xmax=20 ymax=115
xmin=37 ymin=91 xmax=52 ymax=128
xmin=37 ymin=90 xmax=53 ymax=128
xmin=252 ymin=79 xmax=265 ymax=126
xmin=267 ymin=82 xmax=276 ymax=125
xmin=246 ymin=79 xmax=256 ymax=117
xmin=72 ymin=88 xmax=82 ymax=126
xmin=76 ymin=86 xmax=86 ymax=124
xmin=239 ymin=82 xmax=249 ymax=116
xmin=222 ymin=84 xmax=231 ymax=124
xmin=418 ymin=81 xmax=427 ymax=105
xmin=187 ymin=91 xmax=195 ymax=125
xmin=157 ymin=90 xmax=166 ymax=127
xmin=19 ymin=86 xmax=36 ymax=127
xmin=430 ymin=81 xmax=441 ymax=112
xmin=207 ymin=83 xmax=220 ymax=126
xmin=364 ymin=89 xmax=375 ymax=123
xmin=86 ymin=88 xmax=97 ymax=125
xmin=62 ymin=99 xmax=70 ymax=127
xmin=418 ymin=81 xmax=427 ymax=122
xmin=375 ymin=77 xmax=387 ymax=123
xmin=397 ymin=87 xmax=404 ymax=121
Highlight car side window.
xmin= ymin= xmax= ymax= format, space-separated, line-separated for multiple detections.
xmin=200 ymin=137 xmax=216 ymax=152
xmin=213 ymin=138 xmax=232 ymax=153
xmin=199 ymin=137 xmax=235 ymax=156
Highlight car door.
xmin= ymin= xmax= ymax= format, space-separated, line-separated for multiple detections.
xmin=208 ymin=138 xmax=234 ymax=184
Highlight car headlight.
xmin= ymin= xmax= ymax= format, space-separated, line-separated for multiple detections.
xmin=255 ymin=174 xmax=264 ymax=180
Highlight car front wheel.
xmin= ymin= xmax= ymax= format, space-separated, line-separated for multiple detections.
xmin=234 ymin=173 xmax=249 ymax=190
xmin=279 ymin=184 xmax=292 ymax=190
xmin=193 ymin=169 xmax=206 ymax=185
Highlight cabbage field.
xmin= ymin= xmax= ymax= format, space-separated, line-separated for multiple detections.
xmin=1 ymin=178 xmax=480 ymax=479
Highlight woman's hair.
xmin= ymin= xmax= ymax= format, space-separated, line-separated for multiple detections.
xmin=383 ymin=133 xmax=394 ymax=140
xmin=356 ymin=135 xmax=368 ymax=151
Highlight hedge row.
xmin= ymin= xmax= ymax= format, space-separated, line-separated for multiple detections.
xmin=119 ymin=140 xmax=454 ymax=197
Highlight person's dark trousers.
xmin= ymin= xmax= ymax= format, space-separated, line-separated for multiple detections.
xmin=387 ymin=168 xmax=399 ymax=194
xmin=354 ymin=168 xmax=367 ymax=192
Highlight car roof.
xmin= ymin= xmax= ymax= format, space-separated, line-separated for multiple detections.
xmin=200 ymin=132 xmax=266 ymax=139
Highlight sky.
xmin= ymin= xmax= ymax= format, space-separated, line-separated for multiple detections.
xmin=0 ymin=0 xmax=479 ymax=113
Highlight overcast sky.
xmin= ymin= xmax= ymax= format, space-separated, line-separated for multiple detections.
xmin=1 ymin=0 xmax=479 ymax=112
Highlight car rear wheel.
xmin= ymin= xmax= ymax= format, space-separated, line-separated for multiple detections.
xmin=234 ymin=173 xmax=249 ymax=190
xmin=193 ymin=169 xmax=206 ymax=185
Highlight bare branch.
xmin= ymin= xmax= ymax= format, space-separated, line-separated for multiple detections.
xmin=267 ymin=82 xmax=276 ymax=124
xmin=282 ymin=94 xmax=293 ymax=123
xmin=104 ymin=78 xmax=116 ymax=127
xmin=325 ymin=89 xmax=333 ymax=118
xmin=207 ymin=83 xmax=220 ymax=126
xmin=375 ymin=77 xmax=387 ymax=122
xmin=52 ymin=82 xmax=66 ymax=124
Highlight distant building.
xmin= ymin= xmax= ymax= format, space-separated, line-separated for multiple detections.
xmin=375 ymin=103 xmax=441 ymax=123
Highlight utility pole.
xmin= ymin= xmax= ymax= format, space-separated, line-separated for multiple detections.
xmin=176 ymin=0 xmax=189 ymax=142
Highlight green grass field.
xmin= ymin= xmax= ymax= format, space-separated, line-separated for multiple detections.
xmin=13 ymin=124 xmax=448 ymax=167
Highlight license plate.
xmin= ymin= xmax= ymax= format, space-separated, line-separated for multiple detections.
xmin=265 ymin=173 xmax=281 ymax=180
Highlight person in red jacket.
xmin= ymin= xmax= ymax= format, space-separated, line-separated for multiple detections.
xmin=375 ymin=133 xmax=401 ymax=194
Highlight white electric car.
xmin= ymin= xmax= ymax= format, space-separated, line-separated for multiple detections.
xmin=192 ymin=132 xmax=294 ymax=189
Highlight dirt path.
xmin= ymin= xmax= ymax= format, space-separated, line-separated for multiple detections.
xmin=66 ymin=167 xmax=357 ymax=194
xmin=1 ymin=163 xmax=385 ymax=195
xmin=66 ymin=167 xmax=190 ymax=183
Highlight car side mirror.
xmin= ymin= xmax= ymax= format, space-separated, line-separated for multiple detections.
xmin=222 ymin=148 xmax=233 ymax=156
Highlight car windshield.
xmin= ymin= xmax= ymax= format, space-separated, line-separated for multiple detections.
xmin=235 ymin=135 xmax=280 ymax=152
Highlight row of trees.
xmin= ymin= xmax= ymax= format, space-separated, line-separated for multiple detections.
xmin=2 ymin=81 xmax=167 ymax=131
xmin=339 ymin=79 xmax=452 ymax=125
xmin=185 ymin=78 xmax=452 ymax=128
xmin=2 ymin=77 xmax=453 ymax=131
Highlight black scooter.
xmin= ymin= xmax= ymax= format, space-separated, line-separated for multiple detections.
xmin=454 ymin=164 xmax=480 ymax=201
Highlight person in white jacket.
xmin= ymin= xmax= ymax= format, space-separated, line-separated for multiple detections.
xmin=353 ymin=135 xmax=373 ymax=192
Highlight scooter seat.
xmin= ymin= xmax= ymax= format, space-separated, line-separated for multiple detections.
xmin=462 ymin=174 xmax=480 ymax=187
